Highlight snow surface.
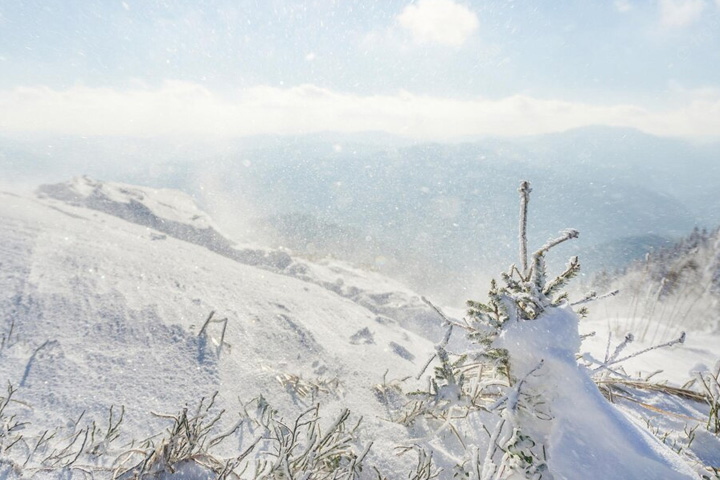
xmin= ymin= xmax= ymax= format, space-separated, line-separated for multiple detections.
xmin=1 ymin=178 xmax=718 ymax=478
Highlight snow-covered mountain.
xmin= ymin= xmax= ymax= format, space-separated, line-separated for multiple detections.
xmin=1 ymin=178 xmax=718 ymax=478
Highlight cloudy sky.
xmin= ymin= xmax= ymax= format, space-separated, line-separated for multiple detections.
xmin=1 ymin=0 xmax=719 ymax=139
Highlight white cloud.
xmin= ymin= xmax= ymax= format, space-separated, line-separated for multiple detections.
xmin=0 ymin=81 xmax=719 ymax=139
xmin=397 ymin=0 xmax=479 ymax=47
xmin=615 ymin=0 xmax=633 ymax=13
xmin=659 ymin=0 xmax=706 ymax=28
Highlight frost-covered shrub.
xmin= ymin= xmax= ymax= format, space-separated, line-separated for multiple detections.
xmin=414 ymin=181 xmax=698 ymax=480
xmin=694 ymin=361 xmax=720 ymax=434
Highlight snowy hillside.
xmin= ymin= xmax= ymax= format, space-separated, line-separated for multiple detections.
xmin=36 ymin=177 xmax=444 ymax=339
xmin=0 ymin=179 xmax=441 ymax=475
xmin=1 ymin=178 xmax=719 ymax=478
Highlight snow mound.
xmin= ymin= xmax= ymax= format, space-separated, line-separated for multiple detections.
xmin=497 ymin=305 xmax=699 ymax=479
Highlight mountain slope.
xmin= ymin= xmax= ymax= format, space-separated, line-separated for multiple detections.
xmin=0 ymin=185 xmax=441 ymax=475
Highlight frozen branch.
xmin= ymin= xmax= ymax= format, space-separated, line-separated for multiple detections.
xmin=518 ymin=181 xmax=532 ymax=277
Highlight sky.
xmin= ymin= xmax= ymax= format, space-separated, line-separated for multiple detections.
xmin=1 ymin=0 xmax=719 ymax=139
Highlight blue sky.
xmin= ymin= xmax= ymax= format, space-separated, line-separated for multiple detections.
xmin=1 ymin=0 xmax=719 ymax=138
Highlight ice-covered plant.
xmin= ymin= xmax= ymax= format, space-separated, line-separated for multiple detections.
xmin=0 ymin=383 xmax=24 ymax=461
xmin=695 ymin=361 xmax=720 ymax=434
xmin=251 ymin=403 xmax=369 ymax=479
xmin=406 ymin=182 xmax=583 ymax=479
xmin=457 ymin=182 xmax=584 ymax=478
xmin=392 ymin=445 xmax=442 ymax=480
xmin=416 ymin=181 xmax=697 ymax=480
xmin=113 ymin=392 xmax=263 ymax=479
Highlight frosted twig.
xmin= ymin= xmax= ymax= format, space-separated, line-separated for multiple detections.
xmin=481 ymin=418 xmax=505 ymax=480
xmin=417 ymin=353 xmax=437 ymax=382
xmin=507 ymin=360 xmax=544 ymax=414
xmin=416 ymin=325 xmax=454 ymax=381
xmin=198 ymin=311 xmax=215 ymax=336
xmin=607 ymin=333 xmax=634 ymax=364
xmin=518 ymin=181 xmax=532 ymax=277
xmin=571 ymin=290 xmax=597 ymax=306
xmin=417 ymin=297 xmax=457 ymax=379
xmin=486 ymin=360 xmax=545 ymax=413
xmin=604 ymin=331 xmax=612 ymax=365
xmin=579 ymin=331 xmax=596 ymax=341
xmin=421 ymin=296 xmax=456 ymax=327
xmin=208 ymin=420 xmax=242 ymax=449
xmin=608 ymin=332 xmax=685 ymax=367
xmin=571 ymin=289 xmax=619 ymax=307
xmin=597 ymin=289 xmax=620 ymax=301
xmin=533 ymin=229 xmax=579 ymax=258
xmin=1 ymin=317 xmax=15 ymax=349
xmin=198 ymin=311 xmax=231 ymax=357
xmin=583 ymin=353 xmax=633 ymax=380
xmin=592 ymin=332 xmax=685 ymax=374
xmin=543 ymin=255 xmax=580 ymax=296
xmin=66 ymin=428 xmax=89 ymax=466
xmin=218 ymin=318 xmax=228 ymax=357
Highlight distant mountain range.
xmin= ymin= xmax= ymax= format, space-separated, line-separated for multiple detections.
xmin=2 ymin=126 xmax=718 ymax=304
